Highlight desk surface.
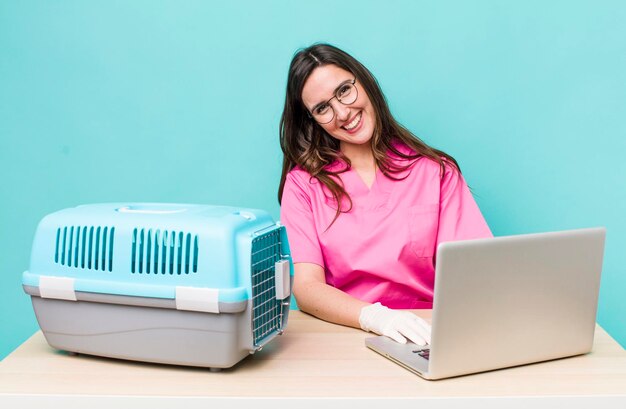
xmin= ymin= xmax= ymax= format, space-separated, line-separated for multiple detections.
xmin=1 ymin=310 xmax=625 ymax=401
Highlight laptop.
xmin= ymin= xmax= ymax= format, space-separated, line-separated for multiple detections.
xmin=365 ymin=227 xmax=606 ymax=380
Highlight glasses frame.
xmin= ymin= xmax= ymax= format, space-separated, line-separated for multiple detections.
xmin=308 ymin=78 xmax=358 ymax=124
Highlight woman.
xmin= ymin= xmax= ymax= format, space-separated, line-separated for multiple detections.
xmin=278 ymin=43 xmax=492 ymax=346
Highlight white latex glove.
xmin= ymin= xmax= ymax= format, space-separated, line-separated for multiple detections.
xmin=359 ymin=302 xmax=431 ymax=345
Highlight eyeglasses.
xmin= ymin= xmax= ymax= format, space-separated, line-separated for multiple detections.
xmin=308 ymin=78 xmax=358 ymax=124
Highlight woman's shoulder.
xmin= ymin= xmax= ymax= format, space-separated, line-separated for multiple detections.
xmin=285 ymin=166 xmax=323 ymax=194
xmin=286 ymin=166 xmax=311 ymax=186
xmin=388 ymin=140 xmax=440 ymax=168
xmin=289 ymin=157 xmax=349 ymax=179
xmin=287 ymin=165 xmax=309 ymax=178
xmin=389 ymin=139 xmax=415 ymax=155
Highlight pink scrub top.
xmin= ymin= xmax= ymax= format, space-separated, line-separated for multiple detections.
xmin=280 ymin=143 xmax=492 ymax=309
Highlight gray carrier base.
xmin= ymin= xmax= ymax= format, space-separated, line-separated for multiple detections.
xmin=24 ymin=285 xmax=274 ymax=370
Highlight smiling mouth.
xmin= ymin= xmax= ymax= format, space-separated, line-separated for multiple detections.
xmin=343 ymin=112 xmax=362 ymax=131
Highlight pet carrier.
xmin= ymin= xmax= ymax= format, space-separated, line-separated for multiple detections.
xmin=22 ymin=203 xmax=293 ymax=369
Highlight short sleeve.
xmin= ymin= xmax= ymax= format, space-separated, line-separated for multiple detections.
xmin=436 ymin=164 xmax=493 ymax=246
xmin=280 ymin=172 xmax=325 ymax=267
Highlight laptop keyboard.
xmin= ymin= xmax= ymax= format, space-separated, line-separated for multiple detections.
xmin=413 ymin=348 xmax=430 ymax=360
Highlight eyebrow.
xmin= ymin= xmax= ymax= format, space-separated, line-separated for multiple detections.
xmin=310 ymin=79 xmax=353 ymax=111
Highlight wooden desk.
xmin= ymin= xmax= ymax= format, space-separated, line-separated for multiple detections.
xmin=1 ymin=311 xmax=625 ymax=408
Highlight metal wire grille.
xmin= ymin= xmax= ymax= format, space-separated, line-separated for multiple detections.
xmin=251 ymin=228 xmax=284 ymax=346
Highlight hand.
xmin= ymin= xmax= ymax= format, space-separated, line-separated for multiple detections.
xmin=359 ymin=302 xmax=431 ymax=345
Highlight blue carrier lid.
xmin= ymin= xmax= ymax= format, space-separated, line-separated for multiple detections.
xmin=22 ymin=203 xmax=292 ymax=311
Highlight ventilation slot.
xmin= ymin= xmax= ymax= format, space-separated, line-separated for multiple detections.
xmin=131 ymin=228 xmax=199 ymax=275
xmin=54 ymin=226 xmax=115 ymax=272
xmin=251 ymin=229 xmax=284 ymax=346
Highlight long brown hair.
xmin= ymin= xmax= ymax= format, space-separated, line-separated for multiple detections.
xmin=278 ymin=43 xmax=459 ymax=223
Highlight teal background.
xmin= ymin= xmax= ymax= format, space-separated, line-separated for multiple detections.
xmin=1 ymin=0 xmax=625 ymax=360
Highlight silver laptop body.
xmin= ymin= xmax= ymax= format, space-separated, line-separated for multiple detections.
xmin=365 ymin=227 xmax=606 ymax=380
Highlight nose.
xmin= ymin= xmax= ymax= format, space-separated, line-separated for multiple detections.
xmin=332 ymin=100 xmax=351 ymax=122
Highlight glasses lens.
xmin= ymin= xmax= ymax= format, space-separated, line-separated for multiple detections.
xmin=337 ymin=83 xmax=357 ymax=105
xmin=313 ymin=106 xmax=334 ymax=124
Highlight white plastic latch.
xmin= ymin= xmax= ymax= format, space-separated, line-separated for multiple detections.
xmin=275 ymin=260 xmax=291 ymax=300
xmin=175 ymin=286 xmax=219 ymax=313
xmin=39 ymin=276 xmax=77 ymax=301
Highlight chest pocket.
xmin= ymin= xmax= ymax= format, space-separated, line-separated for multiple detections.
xmin=408 ymin=204 xmax=440 ymax=258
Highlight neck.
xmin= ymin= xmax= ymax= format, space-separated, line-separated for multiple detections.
xmin=340 ymin=142 xmax=375 ymax=171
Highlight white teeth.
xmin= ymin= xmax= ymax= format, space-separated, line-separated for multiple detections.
xmin=344 ymin=113 xmax=361 ymax=130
